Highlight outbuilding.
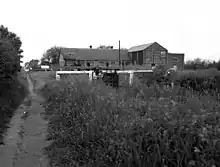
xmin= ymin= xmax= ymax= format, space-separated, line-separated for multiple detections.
xmin=128 ymin=42 xmax=184 ymax=70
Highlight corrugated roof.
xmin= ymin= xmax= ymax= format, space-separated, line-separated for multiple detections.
xmin=61 ymin=48 xmax=129 ymax=61
xmin=128 ymin=43 xmax=154 ymax=52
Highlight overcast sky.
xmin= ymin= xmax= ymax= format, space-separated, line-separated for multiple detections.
xmin=1 ymin=0 xmax=220 ymax=64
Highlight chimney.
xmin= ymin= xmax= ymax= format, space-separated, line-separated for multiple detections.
xmin=90 ymin=45 xmax=92 ymax=49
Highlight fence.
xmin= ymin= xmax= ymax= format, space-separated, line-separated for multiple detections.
xmin=55 ymin=70 xmax=153 ymax=85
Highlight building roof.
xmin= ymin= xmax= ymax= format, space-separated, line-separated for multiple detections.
xmin=61 ymin=48 xmax=129 ymax=61
xmin=128 ymin=42 xmax=168 ymax=52
xmin=168 ymin=53 xmax=185 ymax=56
xmin=128 ymin=43 xmax=154 ymax=52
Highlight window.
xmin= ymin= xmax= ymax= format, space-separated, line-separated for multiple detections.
xmin=68 ymin=52 xmax=75 ymax=56
xmin=124 ymin=61 xmax=131 ymax=65
xmin=151 ymin=63 xmax=155 ymax=67
xmin=111 ymin=61 xmax=119 ymax=65
xmin=172 ymin=57 xmax=179 ymax=62
xmin=161 ymin=51 xmax=166 ymax=57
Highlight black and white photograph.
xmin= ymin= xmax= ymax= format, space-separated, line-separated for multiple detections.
xmin=0 ymin=0 xmax=220 ymax=166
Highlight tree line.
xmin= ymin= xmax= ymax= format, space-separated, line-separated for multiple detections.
xmin=184 ymin=58 xmax=220 ymax=70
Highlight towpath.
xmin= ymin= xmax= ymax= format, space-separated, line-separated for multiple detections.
xmin=0 ymin=73 xmax=49 ymax=167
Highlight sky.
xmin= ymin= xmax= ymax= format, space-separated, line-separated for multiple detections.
xmin=1 ymin=0 xmax=220 ymax=64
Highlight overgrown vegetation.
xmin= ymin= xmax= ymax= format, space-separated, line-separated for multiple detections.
xmin=0 ymin=25 xmax=27 ymax=144
xmin=41 ymin=68 xmax=220 ymax=167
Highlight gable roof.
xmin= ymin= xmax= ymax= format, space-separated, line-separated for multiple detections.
xmin=61 ymin=48 xmax=129 ymax=61
xmin=128 ymin=42 xmax=167 ymax=52
xmin=128 ymin=43 xmax=154 ymax=52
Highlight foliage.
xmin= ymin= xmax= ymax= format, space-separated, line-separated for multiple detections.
xmin=0 ymin=25 xmax=23 ymax=55
xmin=41 ymin=70 xmax=220 ymax=167
xmin=24 ymin=61 xmax=30 ymax=69
xmin=28 ymin=59 xmax=40 ymax=69
xmin=42 ymin=46 xmax=61 ymax=64
xmin=122 ymin=64 xmax=152 ymax=70
xmin=0 ymin=25 xmax=28 ymax=144
xmin=97 ymin=45 xmax=114 ymax=49
xmin=184 ymin=58 xmax=220 ymax=70
xmin=0 ymin=40 xmax=18 ymax=79
xmin=25 ymin=59 xmax=51 ymax=71
xmin=96 ymin=45 xmax=127 ymax=50
xmin=0 ymin=72 xmax=28 ymax=144
xmin=0 ymin=25 xmax=23 ymax=72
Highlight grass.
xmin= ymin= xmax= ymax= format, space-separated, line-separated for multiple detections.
xmin=29 ymin=71 xmax=56 ymax=80
xmin=0 ymin=71 xmax=29 ymax=144
xmin=39 ymin=69 xmax=220 ymax=167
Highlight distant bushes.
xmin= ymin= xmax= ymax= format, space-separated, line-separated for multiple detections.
xmin=134 ymin=68 xmax=220 ymax=97
xmin=42 ymin=75 xmax=220 ymax=166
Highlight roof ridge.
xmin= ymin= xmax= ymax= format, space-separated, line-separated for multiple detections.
xmin=128 ymin=42 xmax=155 ymax=52
xmin=61 ymin=48 xmax=128 ymax=51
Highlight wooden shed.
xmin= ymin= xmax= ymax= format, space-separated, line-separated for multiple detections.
xmin=128 ymin=42 xmax=168 ymax=68
xmin=128 ymin=42 xmax=184 ymax=70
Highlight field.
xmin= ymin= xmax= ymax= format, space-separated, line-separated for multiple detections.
xmin=38 ymin=69 xmax=220 ymax=167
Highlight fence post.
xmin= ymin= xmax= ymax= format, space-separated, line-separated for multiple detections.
xmin=56 ymin=72 xmax=60 ymax=81
xmin=88 ymin=71 xmax=93 ymax=81
xmin=129 ymin=71 xmax=134 ymax=85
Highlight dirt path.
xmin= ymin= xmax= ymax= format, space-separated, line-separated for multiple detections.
xmin=0 ymin=74 xmax=49 ymax=167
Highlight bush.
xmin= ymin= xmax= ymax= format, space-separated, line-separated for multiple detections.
xmin=0 ymin=72 xmax=28 ymax=143
xmin=0 ymin=25 xmax=27 ymax=144
xmin=42 ymin=77 xmax=220 ymax=167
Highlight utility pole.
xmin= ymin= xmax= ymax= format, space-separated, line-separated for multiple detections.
xmin=152 ymin=48 xmax=155 ymax=69
xmin=119 ymin=40 xmax=121 ymax=69
xmin=152 ymin=48 xmax=154 ymax=64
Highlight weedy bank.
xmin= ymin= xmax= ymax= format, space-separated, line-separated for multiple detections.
xmin=41 ymin=70 xmax=220 ymax=167
xmin=0 ymin=72 xmax=28 ymax=144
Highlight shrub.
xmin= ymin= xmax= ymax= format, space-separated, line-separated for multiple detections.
xmin=0 ymin=72 xmax=28 ymax=143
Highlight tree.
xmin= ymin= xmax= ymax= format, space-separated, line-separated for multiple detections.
xmin=43 ymin=46 xmax=61 ymax=64
xmin=28 ymin=59 xmax=39 ymax=69
xmin=97 ymin=45 xmax=114 ymax=49
xmin=184 ymin=58 xmax=214 ymax=70
xmin=183 ymin=57 xmax=220 ymax=71
xmin=24 ymin=62 xmax=30 ymax=69
xmin=216 ymin=60 xmax=220 ymax=70
xmin=0 ymin=25 xmax=23 ymax=72
xmin=0 ymin=39 xmax=18 ymax=79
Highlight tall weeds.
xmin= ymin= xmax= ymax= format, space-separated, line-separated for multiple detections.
xmin=0 ymin=72 xmax=28 ymax=144
xmin=42 ymin=76 xmax=220 ymax=167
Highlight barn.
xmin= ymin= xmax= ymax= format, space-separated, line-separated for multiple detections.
xmin=128 ymin=42 xmax=184 ymax=70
